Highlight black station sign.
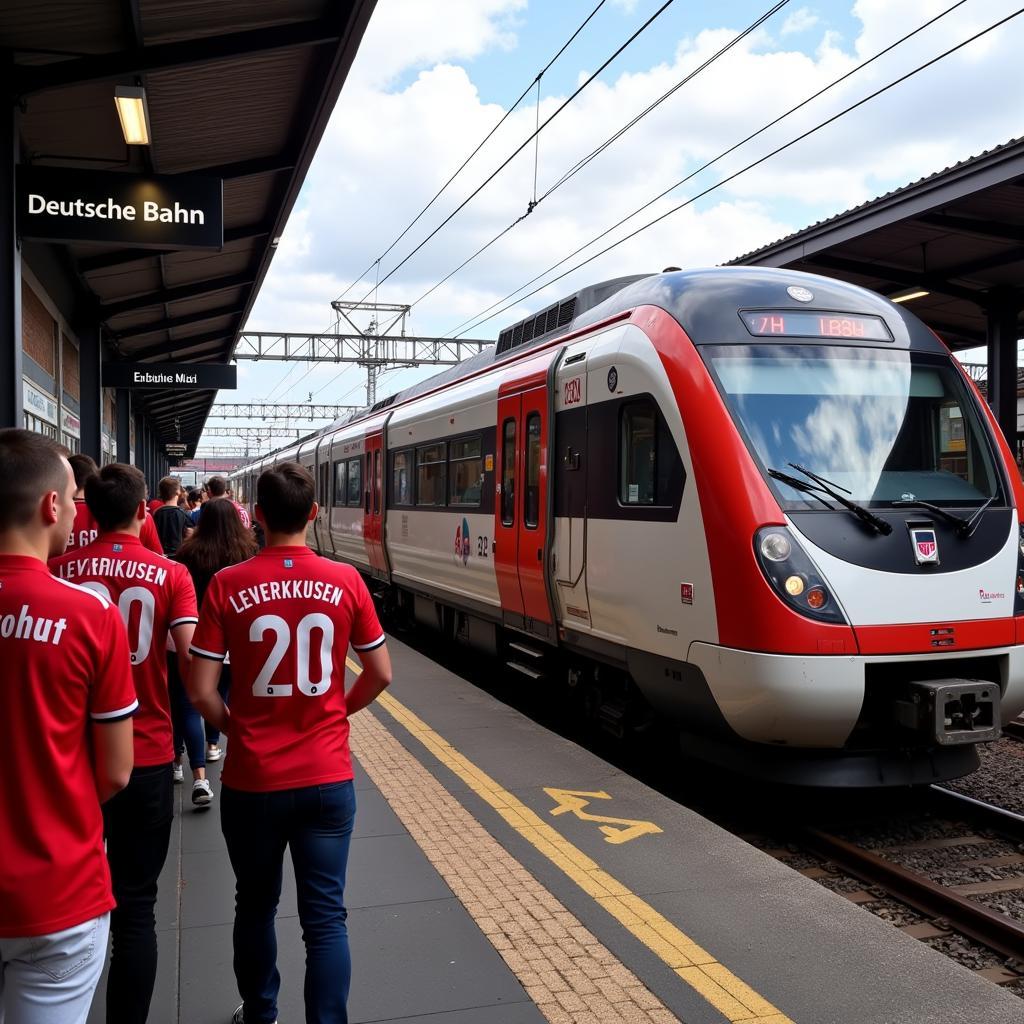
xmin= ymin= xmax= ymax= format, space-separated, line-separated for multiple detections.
xmin=17 ymin=166 xmax=223 ymax=249
xmin=102 ymin=362 xmax=237 ymax=390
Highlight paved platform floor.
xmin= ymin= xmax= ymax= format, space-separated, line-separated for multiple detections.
xmin=87 ymin=633 xmax=1024 ymax=1024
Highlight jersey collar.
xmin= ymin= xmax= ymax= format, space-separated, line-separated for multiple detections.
xmin=0 ymin=553 xmax=50 ymax=573
xmin=258 ymin=544 xmax=313 ymax=558
xmin=97 ymin=532 xmax=143 ymax=548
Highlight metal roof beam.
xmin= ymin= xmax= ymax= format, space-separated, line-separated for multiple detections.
xmin=918 ymin=213 xmax=1024 ymax=243
xmin=234 ymin=331 xmax=493 ymax=365
xmin=810 ymin=254 xmax=984 ymax=305
xmin=210 ymin=402 xmax=359 ymax=420
xmin=112 ymin=303 xmax=245 ymax=340
xmin=16 ymin=20 xmax=342 ymax=97
xmin=126 ymin=330 xmax=235 ymax=360
xmin=101 ymin=272 xmax=254 ymax=319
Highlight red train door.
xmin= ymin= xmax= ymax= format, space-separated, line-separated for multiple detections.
xmin=494 ymin=357 xmax=555 ymax=636
xmin=364 ymin=431 xmax=388 ymax=578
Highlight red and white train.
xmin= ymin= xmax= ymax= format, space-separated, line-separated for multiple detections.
xmin=231 ymin=268 xmax=1024 ymax=786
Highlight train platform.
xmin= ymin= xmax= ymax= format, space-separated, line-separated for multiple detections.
xmin=90 ymin=633 xmax=1023 ymax=1024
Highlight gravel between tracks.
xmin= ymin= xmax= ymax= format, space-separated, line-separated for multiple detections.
xmin=946 ymin=737 xmax=1024 ymax=814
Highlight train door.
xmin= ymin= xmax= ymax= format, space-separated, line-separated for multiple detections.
xmin=495 ymin=357 xmax=556 ymax=638
xmin=313 ymin=437 xmax=333 ymax=555
xmin=363 ymin=430 xmax=388 ymax=579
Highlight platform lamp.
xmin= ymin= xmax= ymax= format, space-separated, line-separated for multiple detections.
xmin=114 ymin=85 xmax=152 ymax=146
xmin=890 ymin=287 xmax=930 ymax=304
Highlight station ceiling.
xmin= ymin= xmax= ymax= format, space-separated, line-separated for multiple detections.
xmin=730 ymin=137 xmax=1024 ymax=353
xmin=7 ymin=0 xmax=376 ymax=456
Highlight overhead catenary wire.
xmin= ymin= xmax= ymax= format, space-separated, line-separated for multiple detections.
xmin=330 ymin=0 xmax=612 ymax=307
xmin=406 ymin=0 xmax=795 ymax=317
xmin=444 ymin=0 xmax=978 ymax=341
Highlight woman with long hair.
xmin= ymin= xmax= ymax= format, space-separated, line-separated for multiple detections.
xmin=176 ymin=500 xmax=258 ymax=766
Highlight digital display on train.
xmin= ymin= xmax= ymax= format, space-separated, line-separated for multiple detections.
xmin=740 ymin=310 xmax=892 ymax=341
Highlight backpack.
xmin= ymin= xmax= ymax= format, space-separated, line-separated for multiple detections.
xmin=153 ymin=505 xmax=192 ymax=556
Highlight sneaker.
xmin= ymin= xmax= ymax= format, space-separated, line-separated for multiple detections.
xmin=231 ymin=1005 xmax=277 ymax=1024
xmin=192 ymin=778 xmax=213 ymax=808
xmin=206 ymin=745 xmax=224 ymax=762
xmin=172 ymin=763 xmax=184 ymax=784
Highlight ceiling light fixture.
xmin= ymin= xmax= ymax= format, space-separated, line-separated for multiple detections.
xmin=114 ymin=85 xmax=152 ymax=146
xmin=890 ymin=288 xmax=929 ymax=304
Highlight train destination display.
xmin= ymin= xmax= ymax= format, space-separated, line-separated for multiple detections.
xmin=740 ymin=310 xmax=892 ymax=341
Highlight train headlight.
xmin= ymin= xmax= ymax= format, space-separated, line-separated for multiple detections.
xmin=760 ymin=532 xmax=792 ymax=562
xmin=754 ymin=526 xmax=846 ymax=624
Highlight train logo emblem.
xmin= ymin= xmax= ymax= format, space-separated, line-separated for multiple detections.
xmin=787 ymin=285 xmax=814 ymax=302
xmin=454 ymin=517 xmax=471 ymax=565
xmin=909 ymin=527 xmax=939 ymax=565
xmin=607 ymin=366 xmax=618 ymax=392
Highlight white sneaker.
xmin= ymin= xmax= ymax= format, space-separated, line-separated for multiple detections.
xmin=231 ymin=1004 xmax=277 ymax=1024
xmin=192 ymin=778 xmax=213 ymax=808
xmin=206 ymin=746 xmax=224 ymax=762
xmin=172 ymin=763 xmax=184 ymax=784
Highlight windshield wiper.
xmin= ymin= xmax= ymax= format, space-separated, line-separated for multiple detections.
xmin=768 ymin=465 xmax=892 ymax=535
xmin=891 ymin=495 xmax=994 ymax=538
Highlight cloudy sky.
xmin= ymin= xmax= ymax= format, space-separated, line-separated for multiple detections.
xmin=200 ymin=0 xmax=1024 ymax=454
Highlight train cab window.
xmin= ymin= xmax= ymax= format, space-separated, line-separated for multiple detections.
xmin=620 ymin=402 xmax=657 ymax=505
xmin=372 ymin=451 xmax=381 ymax=514
xmin=318 ymin=462 xmax=330 ymax=508
xmin=346 ymin=457 xmax=362 ymax=507
xmin=333 ymin=461 xmax=346 ymax=507
xmin=391 ymin=450 xmax=412 ymax=505
xmin=501 ymin=419 xmax=516 ymax=526
xmin=524 ymin=413 xmax=541 ymax=528
xmin=416 ymin=443 xmax=446 ymax=506
xmin=450 ymin=436 xmax=483 ymax=507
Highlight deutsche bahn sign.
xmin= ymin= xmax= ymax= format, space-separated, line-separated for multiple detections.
xmin=17 ymin=166 xmax=223 ymax=249
xmin=102 ymin=362 xmax=237 ymax=390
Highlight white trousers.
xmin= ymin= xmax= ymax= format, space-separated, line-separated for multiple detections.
xmin=0 ymin=914 xmax=109 ymax=1024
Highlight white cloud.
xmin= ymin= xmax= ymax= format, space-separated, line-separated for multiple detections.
xmin=235 ymin=0 xmax=1024 ymax=415
xmin=781 ymin=7 xmax=820 ymax=35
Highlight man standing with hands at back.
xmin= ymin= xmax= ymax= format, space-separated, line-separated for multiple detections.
xmin=189 ymin=462 xmax=392 ymax=1024
xmin=0 ymin=429 xmax=136 ymax=1022
xmin=51 ymin=462 xmax=199 ymax=1024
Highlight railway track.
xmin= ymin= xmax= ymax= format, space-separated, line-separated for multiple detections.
xmin=796 ymin=787 xmax=1024 ymax=967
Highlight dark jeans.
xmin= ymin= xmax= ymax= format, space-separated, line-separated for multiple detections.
xmin=102 ymin=761 xmax=174 ymax=1024
xmin=205 ymin=665 xmax=232 ymax=746
xmin=221 ymin=780 xmax=356 ymax=1024
xmin=168 ymin=653 xmax=206 ymax=770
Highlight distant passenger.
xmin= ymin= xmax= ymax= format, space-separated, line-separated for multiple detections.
xmin=198 ymin=475 xmax=251 ymax=529
xmin=189 ymin=462 xmax=391 ymax=1024
xmin=0 ymin=429 xmax=135 ymax=1022
xmin=152 ymin=476 xmax=194 ymax=556
xmin=51 ymin=462 xmax=200 ymax=1024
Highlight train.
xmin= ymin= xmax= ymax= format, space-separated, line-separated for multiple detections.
xmin=230 ymin=267 xmax=1024 ymax=787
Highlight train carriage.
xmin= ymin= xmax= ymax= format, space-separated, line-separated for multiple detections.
xmin=233 ymin=267 xmax=1024 ymax=786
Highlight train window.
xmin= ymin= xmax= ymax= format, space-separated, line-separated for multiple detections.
xmin=525 ymin=413 xmax=541 ymax=528
xmin=501 ymin=419 xmax=516 ymax=526
xmin=318 ymin=462 xmax=330 ymax=507
xmin=620 ymin=402 xmax=657 ymax=505
xmin=333 ymin=461 xmax=346 ymax=507
xmin=391 ymin=450 xmax=413 ymax=505
xmin=346 ymin=457 xmax=362 ymax=507
xmin=373 ymin=451 xmax=381 ymax=514
xmin=416 ymin=443 xmax=447 ymax=506
xmin=450 ymin=435 xmax=483 ymax=507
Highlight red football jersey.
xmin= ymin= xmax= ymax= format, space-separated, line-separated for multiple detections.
xmin=64 ymin=499 xmax=163 ymax=555
xmin=51 ymin=534 xmax=198 ymax=766
xmin=0 ymin=554 xmax=137 ymax=938
xmin=190 ymin=546 xmax=385 ymax=792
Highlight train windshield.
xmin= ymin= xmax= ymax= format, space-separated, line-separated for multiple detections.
xmin=704 ymin=345 xmax=1001 ymax=510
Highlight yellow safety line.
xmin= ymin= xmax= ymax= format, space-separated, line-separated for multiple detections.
xmin=347 ymin=657 xmax=794 ymax=1024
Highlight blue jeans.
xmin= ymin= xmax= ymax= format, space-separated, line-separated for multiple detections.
xmin=221 ymin=780 xmax=356 ymax=1024
xmin=168 ymin=654 xmax=205 ymax=770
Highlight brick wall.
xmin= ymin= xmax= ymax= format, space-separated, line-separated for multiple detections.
xmin=62 ymin=333 xmax=79 ymax=401
xmin=22 ymin=280 xmax=55 ymax=376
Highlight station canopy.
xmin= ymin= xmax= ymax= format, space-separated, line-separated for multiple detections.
xmin=7 ymin=0 xmax=375 ymax=455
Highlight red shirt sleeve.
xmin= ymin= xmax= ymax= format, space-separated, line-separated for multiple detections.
xmin=90 ymin=603 xmax=139 ymax=722
xmin=169 ymin=564 xmax=199 ymax=629
xmin=140 ymin=514 xmax=162 ymax=554
xmin=349 ymin=574 xmax=385 ymax=652
xmin=190 ymin=572 xmax=227 ymax=662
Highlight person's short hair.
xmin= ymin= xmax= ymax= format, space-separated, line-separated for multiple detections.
xmin=85 ymin=463 xmax=146 ymax=533
xmin=205 ymin=476 xmax=227 ymax=497
xmin=68 ymin=453 xmax=99 ymax=490
xmin=0 ymin=429 xmax=69 ymax=531
xmin=158 ymin=475 xmax=181 ymax=502
xmin=187 ymin=487 xmax=202 ymax=504
xmin=257 ymin=463 xmax=314 ymax=534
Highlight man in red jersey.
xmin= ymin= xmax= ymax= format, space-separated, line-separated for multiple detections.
xmin=63 ymin=453 xmax=164 ymax=556
xmin=51 ymin=462 xmax=199 ymax=1024
xmin=0 ymin=429 xmax=136 ymax=1022
xmin=189 ymin=462 xmax=391 ymax=1024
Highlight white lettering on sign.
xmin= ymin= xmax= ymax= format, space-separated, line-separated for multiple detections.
xmin=27 ymin=193 xmax=205 ymax=225
xmin=131 ymin=371 xmax=200 ymax=385
xmin=563 ymin=377 xmax=582 ymax=406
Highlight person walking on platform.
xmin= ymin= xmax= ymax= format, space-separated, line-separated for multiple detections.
xmin=188 ymin=462 xmax=392 ymax=1024
xmin=152 ymin=475 xmax=194 ymax=556
xmin=0 ymin=429 xmax=136 ymax=1024
xmin=176 ymin=498 xmax=258 ymax=762
xmin=51 ymin=463 xmax=199 ymax=1024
